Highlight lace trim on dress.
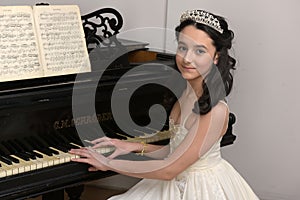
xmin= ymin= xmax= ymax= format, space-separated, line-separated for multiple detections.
xmin=175 ymin=176 xmax=187 ymax=199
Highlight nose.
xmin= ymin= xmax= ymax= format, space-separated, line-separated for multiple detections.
xmin=183 ymin=50 xmax=193 ymax=64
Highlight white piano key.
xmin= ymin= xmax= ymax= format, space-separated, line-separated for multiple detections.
xmin=33 ymin=150 xmax=53 ymax=167
xmin=10 ymin=154 xmax=41 ymax=172
xmin=95 ymin=146 xmax=115 ymax=154
xmin=0 ymin=161 xmax=13 ymax=176
xmin=0 ymin=169 xmax=6 ymax=178
xmin=0 ymin=143 xmax=115 ymax=179
xmin=10 ymin=155 xmax=31 ymax=172
xmin=49 ymin=147 xmax=71 ymax=164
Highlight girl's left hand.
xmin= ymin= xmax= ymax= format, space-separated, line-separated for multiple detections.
xmin=69 ymin=147 xmax=110 ymax=171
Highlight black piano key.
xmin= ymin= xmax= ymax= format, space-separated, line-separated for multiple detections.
xmin=0 ymin=143 xmax=20 ymax=163
xmin=48 ymin=143 xmax=68 ymax=153
xmin=2 ymin=141 xmax=18 ymax=154
xmin=14 ymin=152 xmax=30 ymax=161
xmin=68 ymin=142 xmax=81 ymax=149
xmin=25 ymin=137 xmax=53 ymax=156
xmin=51 ymin=135 xmax=71 ymax=152
xmin=5 ymin=155 xmax=19 ymax=164
xmin=31 ymin=150 xmax=44 ymax=158
xmin=13 ymin=139 xmax=38 ymax=159
xmin=0 ymin=147 xmax=12 ymax=165
xmin=40 ymin=134 xmax=68 ymax=153
xmin=24 ymin=138 xmax=38 ymax=151
xmin=0 ymin=155 xmax=12 ymax=165
xmin=0 ymin=143 xmax=11 ymax=155
xmin=54 ymin=133 xmax=82 ymax=149
xmin=17 ymin=138 xmax=43 ymax=158
xmin=8 ymin=140 xmax=22 ymax=152
xmin=37 ymin=148 xmax=53 ymax=157
xmin=59 ymin=134 xmax=82 ymax=149
xmin=7 ymin=140 xmax=31 ymax=161
xmin=33 ymin=136 xmax=60 ymax=155
xmin=64 ymin=133 xmax=82 ymax=146
xmin=2 ymin=141 xmax=30 ymax=161
xmin=54 ymin=133 xmax=72 ymax=148
xmin=23 ymin=151 xmax=36 ymax=160
xmin=14 ymin=139 xmax=31 ymax=151
xmin=0 ymin=147 xmax=6 ymax=157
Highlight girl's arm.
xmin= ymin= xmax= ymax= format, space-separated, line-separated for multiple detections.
xmin=70 ymin=102 xmax=229 ymax=180
xmin=86 ymin=137 xmax=169 ymax=159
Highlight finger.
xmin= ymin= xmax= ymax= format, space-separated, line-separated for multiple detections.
xmin=91 ymin=137 xmax=110 ymax=144
xmin=71 ymin=157 xmax=92 ymax=164
xmin=92 ymin=140 xmax=114 ymax=149
xmin=107 ymin=150 xmax=120 ymax=159
xmin=87 ymin=148 xmax=106 ymax=158
xmin=88 ymin=166 xmax=98 ymax=171
xmin=69 ymin=148 xmax=92 ymax=158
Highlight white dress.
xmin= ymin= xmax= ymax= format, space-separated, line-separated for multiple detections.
xmin=108 ymin=118 xmax=259 ymax=200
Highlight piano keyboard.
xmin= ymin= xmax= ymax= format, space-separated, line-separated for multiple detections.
xmin=0 ymin=134 xmax=115 ymax=179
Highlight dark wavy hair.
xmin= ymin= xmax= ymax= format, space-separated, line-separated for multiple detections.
xmin=175 ymin=11 xmax=236 ymax=115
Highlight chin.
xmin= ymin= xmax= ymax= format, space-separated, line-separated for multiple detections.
xmin=181 ymin=74 xmax=195 ymax=80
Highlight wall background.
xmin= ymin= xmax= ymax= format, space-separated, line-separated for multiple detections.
xmin=1 ymin=1 xmax=299 ymax=199
xmin=166 ymin=2 xmax=300 ymax=200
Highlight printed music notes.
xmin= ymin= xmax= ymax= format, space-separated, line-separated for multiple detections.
xmin=0 ymin=6 xmax=43 ymax=81
xmin=34 ymin=5 xmax=91 ymax=76
xmin=0 ymin=5 xmax=91 ymax=82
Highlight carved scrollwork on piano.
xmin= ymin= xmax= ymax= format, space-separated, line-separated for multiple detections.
xmin=81 ymin=7 xmax=124 ymax=51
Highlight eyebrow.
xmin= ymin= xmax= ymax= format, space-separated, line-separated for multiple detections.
xmin=178 ymin=41 xmax=208 ymax=50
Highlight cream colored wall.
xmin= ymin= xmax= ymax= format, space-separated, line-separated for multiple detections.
xmin=166 ymin=1 xmax=300 ymax=199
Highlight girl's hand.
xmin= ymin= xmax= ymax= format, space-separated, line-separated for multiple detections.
xmin=69 ymin=147 xmax=110 ymax=171
xmin=88 ymin=137 xmax=140 ymax=159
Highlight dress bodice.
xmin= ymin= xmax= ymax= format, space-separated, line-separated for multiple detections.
xmin=168 ymin=118 xmax=222 ymax=171
xmin=168 ymin=118 xmax=223 ymax=198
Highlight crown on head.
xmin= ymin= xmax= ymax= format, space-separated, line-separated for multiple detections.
xmin=180 ymin=10 xmax=223 ymax=34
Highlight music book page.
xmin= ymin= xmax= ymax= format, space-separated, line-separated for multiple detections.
xmin=33 ymin=5 xmax=91 ymax=76
xmin=0 ymin=5 xmax=91 ymax=82
xmin=0 ymin=6 xmax=44 ymax=82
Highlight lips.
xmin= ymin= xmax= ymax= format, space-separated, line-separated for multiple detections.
xmin=182 ymin=65 xmax=196 ymax=70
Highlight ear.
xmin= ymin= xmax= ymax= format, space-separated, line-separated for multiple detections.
xmin=213 ymin=52 xmax=219 ymax=65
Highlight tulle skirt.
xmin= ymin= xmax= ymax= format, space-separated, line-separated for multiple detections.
xmin=108 ymin=159 xmax=259 ymax=200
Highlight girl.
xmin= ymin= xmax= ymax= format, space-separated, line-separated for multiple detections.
xmin=70 ymin=9 xmax=259 ymax=200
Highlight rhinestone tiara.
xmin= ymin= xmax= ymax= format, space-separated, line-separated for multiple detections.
xmin=180 ymin=10 xmax=223 ymax=34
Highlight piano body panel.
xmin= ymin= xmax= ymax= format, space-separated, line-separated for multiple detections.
xmin=0 ymin=162 xmax=116 ymax=200
xmin=0 ymin=54 xmax=179 ymax=199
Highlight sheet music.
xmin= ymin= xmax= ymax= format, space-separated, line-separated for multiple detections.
xmin=34 ymin=5 xmax=91 ymax=76
xmin=0 ymin=6 xmax=43 ymax=82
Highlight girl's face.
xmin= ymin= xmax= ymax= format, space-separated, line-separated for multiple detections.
xmin=176 ymin=25 xmax=218 ymax=82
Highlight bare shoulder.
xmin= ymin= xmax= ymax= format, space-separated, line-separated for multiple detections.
xmin=211 ymin=101 xmax=230 ymax=135
xmin=212 ymin=101 xmax=229 ymax=117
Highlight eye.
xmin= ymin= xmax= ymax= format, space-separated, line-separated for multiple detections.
xmin=177 ymin=45 xmax=187 ymax=52
xmin=195 ymin=48 xmax=205 ymax=55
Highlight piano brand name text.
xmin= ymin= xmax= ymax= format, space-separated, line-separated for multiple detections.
xmin=53 ymin=112 xmax=113 ymax=129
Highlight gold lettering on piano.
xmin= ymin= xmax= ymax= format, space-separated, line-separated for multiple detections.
xmin=53 ymin=113 xmax=113 ymax=130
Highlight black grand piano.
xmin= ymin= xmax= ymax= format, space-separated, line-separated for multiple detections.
xmin=0 ymin=7 xmax=236 ymax=200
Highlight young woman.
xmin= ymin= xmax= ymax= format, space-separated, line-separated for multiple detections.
xmin=70 ymin=9 xmax=259 ymax=200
